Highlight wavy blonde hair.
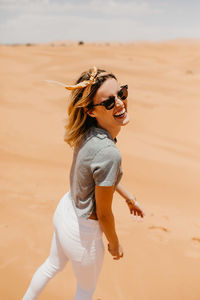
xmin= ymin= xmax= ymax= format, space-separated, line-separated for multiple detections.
xmin=64 ymin=68 xmax=116 ymax=147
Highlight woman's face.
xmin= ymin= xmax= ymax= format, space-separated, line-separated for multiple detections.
xmin=88 ymin=78 xmax=130 ymax=135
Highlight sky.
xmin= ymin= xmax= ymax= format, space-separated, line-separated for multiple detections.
xmin=0 ymin=0 xmax=200 ymax=44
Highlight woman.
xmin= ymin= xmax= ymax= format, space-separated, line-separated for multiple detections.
xmin=22 ymin=66 xmax=145 ymax=300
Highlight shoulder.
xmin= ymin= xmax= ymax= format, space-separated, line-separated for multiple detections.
xmin=93 ymin=145 xmax=121 ymax=163
xmin=91 ymin=144 xmax=121 ymax=186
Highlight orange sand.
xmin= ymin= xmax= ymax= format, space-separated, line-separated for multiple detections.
xmin=0 ymin=41 xmax=200 ymax=300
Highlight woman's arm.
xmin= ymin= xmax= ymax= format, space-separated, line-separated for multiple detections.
xmin=116 ymin=183 xmax=136 ymax=202
xmin=116 ymin=183 xmax=145 ymax=218
xmin=95 ymin=185 xmax=123 ymax=260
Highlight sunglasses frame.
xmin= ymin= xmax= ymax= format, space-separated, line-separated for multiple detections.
xmin=89 ymin=85 xmax=128 ymax=111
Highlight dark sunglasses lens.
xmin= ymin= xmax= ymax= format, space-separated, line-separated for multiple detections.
xmin=118 ymin=86 xmax=128 ymax=100
xmin=104 ymin=97 xmax=115 ymax=110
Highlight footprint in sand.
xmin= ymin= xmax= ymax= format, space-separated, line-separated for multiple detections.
xmin=148 ymin=225 xmax=170 ymax=244
xmin=185 ymin=237 xmax=200 ymax=258
xmin=148 ymin=225 xmax=169 ymax=232
xmin=192 ymin=237 xmax=200 ymax=243
xmin=0 ymin=223 xmax=8 ymax=229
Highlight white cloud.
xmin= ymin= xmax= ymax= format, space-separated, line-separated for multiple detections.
xmin=0 ymin=12 xmax=142 ymax=43
xmin=0 ymin=0 xmax=163 ymax=16
xmin=0 ymin=0 xmax=166 ymax=43
xmin=0 ymin=0 xmax=200 ymax=43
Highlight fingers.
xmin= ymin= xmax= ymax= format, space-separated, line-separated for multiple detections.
xmin=137 ymin=210 xmax=144 ymax=217
xmin=113 ymin=251 xmax=124 ymax=260
xmin=132 ymin=210 xmax=142 ymax=217
xmin=108 ymin=244 xmax=124 ymax=260
xmin=129 ymin=202 xmax=145 ymax=218
xmin=132 ymin=208 xmax=145 ymax=218
xmin=131 ymin=209 xmax=145 ymax=222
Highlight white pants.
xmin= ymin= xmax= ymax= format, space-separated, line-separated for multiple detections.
xmin=22 ymin=192 xmax=105 ymax=300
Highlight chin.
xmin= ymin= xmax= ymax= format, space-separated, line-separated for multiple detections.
xmin=115 ymin=112 xmax=130 ymax=126
xmin=121 ymin=119 xmax=130 ymax=126
xmin=122 ymin=113 xmax=130 ymax=126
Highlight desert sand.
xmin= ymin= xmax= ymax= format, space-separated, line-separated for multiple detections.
xmin=0 ymin=40 xmax=200 ymax=300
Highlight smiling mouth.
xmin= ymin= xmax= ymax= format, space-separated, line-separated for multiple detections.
xmin=113 ymin=107 xmax=126 ymax=118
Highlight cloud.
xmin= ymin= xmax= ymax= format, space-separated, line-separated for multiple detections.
xmin=0 ymin=0 xmax=166 ymax=43
xmin=0 ymin=0 xmax=200 ymax=44
xmin=0 ymin=0 xmax=163 ymax=17
xmin=0 ymin=12 xmax=143 ymax=43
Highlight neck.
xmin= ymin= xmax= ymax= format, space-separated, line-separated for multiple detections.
xmin=97 ymin=124 xmax=121 ymax=140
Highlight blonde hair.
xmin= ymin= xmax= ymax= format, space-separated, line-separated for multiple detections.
xmin=64 ymin=68 xmax=116 ymax=147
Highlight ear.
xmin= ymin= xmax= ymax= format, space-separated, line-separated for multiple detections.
xmin=84 ymin=107 xmax=96 ymax=118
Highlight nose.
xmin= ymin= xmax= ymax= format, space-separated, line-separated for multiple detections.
xmin=115 ymin=97 xmax=124 ymax=107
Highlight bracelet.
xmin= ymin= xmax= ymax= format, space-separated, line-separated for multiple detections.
xmin=126 ymin=197 xmax=136 ymax=205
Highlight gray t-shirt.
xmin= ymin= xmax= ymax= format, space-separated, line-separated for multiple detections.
xmin=69 ymin=126 xmax=123 ymax=218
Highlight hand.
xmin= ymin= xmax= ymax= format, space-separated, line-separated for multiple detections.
xmin=126 ymin=197 xmax=145 ymax=218
xmin=108 ymin=243 xmax=124 ymax=260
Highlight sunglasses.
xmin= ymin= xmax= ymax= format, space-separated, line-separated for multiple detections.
xmin=89 ymin=85 xmax=128 ymax=111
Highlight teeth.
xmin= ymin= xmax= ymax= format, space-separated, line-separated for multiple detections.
xmin=114 ymin=108 xmax=125 ymax=116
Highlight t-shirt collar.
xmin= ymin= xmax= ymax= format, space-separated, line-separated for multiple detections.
xmin=93 ymin=126 xmax=117 ymax=144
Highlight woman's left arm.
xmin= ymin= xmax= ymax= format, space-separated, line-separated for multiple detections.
xmin=116 ymin=183 xmax=145 ymax=218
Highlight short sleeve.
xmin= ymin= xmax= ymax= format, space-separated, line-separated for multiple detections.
xmin=91 ymin=146 xmax=121 ymax=186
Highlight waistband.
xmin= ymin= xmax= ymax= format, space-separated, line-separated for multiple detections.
xmin=62 ymin=191 xmax=102 ymax=234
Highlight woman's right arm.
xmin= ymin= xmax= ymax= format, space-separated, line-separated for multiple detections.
xmin=95 ymin=185 xmax=123 ymax=260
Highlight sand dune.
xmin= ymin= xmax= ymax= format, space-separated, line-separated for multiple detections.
xmin=0 ymin=41 xmax=200 ymax=300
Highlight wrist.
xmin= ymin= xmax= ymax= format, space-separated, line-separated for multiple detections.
xmin=125 ymin=195 xmax=136 ymax=204
xmin=109 ymin=241 xmax=119 ymax=251
xmin=109 ymin=237 xmax=119 ymax=247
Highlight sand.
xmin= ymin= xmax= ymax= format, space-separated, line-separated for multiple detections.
xmin=0 ymin=40 xmax=200 ymax=300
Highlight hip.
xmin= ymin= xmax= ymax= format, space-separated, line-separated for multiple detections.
xmin=53 ymin=191 xmax=102 ymax=239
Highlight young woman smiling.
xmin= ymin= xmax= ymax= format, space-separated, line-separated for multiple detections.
xmin=22 ymin=67 xmax=145 ymax=300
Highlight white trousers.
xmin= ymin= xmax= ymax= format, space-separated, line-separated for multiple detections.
xmin=22 ymin=192 xmax=105 ymax=300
